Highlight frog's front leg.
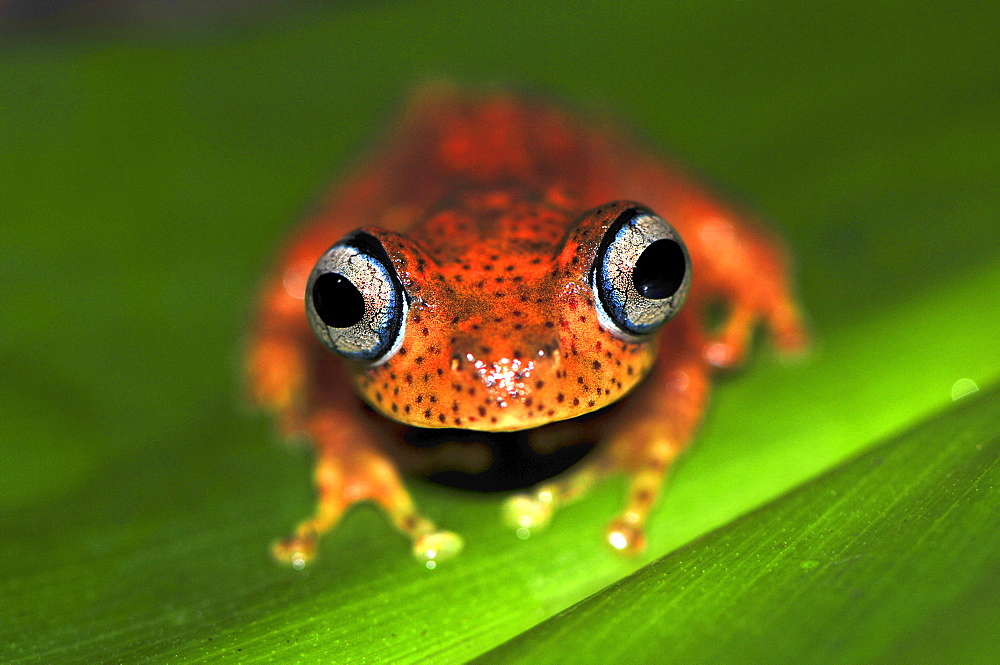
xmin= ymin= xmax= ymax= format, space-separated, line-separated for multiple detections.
xmin=272 ymin=381 xmax=464 ymax=568
xmin=504 ymin=317 xmax=709 ymax=554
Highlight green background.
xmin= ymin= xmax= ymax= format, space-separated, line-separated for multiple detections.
xmin=1 ymin=1 xmax=997 ymax=663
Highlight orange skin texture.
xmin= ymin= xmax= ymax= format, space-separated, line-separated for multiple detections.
xmin=248 ymin=85 xmax=807 ymax=565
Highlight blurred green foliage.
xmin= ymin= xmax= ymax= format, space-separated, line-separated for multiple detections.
xmin=1 ymin=1 xmax=997 ymax=663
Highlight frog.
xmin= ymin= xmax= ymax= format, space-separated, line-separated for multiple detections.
xmin=247 ymin=84 xmax=807 ymax=569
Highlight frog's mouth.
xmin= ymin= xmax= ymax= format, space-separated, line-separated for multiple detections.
xmin=362 ymin=400 xmax=625 ymax=492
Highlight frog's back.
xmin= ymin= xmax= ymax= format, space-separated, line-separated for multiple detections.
xmin=351 ymin=85 xmax=637 ymax=263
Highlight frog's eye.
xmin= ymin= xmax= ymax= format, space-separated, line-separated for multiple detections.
xmin=305 ymin=231 xmax=408 ymax=365
xmin=592 ymin=207 xmax=691 ymax=338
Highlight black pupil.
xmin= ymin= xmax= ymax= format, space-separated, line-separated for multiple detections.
xmin=312 ymin=272 xmax=365 ymax=328
xmin=632 ymin=239 xmax=686 ymax=299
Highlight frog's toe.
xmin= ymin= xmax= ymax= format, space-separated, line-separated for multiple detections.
xmin=703 ymin=339 xmax=742 ymax=369
xmin=413 ymin=530 xmax=464 ymax=568
xmin=272 ymin=531 xmax=318 ymax=570
xmin=502 ymin=490 xmax=556 ymax=533
xmin=768 ymin=302 xmax=811 ymax=358
xmin=606 ymin=516 xmax=646 ymax=556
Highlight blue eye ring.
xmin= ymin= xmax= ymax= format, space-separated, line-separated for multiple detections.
xmin=305 ymin=231 xmax=408 ymax=365
xmin=591 ymin=207 xmax=691 ymax=339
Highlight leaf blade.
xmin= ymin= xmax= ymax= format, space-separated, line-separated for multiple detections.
xmin=476 ymin=385 xmax=1000 ymax=664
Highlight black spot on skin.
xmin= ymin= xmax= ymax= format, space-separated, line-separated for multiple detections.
xmin=572 ymin=397 xmax=580 ymax=406
xmin=592 ymin=360 xmax=602 ymax=370
xmin=557 ymin=393 xmax=565 ymax=403
xmin=424 ymin=409 xmax=432 ymax=418
xmin=405 ymin=405 xmax=411 ymax=414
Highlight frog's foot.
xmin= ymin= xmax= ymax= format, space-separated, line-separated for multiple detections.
xmin=703 ymin=286 xmax=809 ymax=370
xmin=502 ymin=460 xmax=609 ymax=536
xmin=273 ymin=412 xmax=463 ymax=569
xmin=502 ymin=437 xmax=682 ymax=554
xmin=504 ymin=357 xmax=710 ymax=555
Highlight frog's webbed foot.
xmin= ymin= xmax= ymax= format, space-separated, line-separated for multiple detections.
xmin=504 ymin=356 xmax=710 ymax=555
xmin=273 ymin=409 xmax=463 ymax=569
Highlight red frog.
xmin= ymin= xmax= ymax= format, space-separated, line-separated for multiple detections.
xmin=248 ymin=85 xmax=807 ymax=568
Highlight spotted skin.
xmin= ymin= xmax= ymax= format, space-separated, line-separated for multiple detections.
xmin=248 ymin=85 xmax=807 ymax=566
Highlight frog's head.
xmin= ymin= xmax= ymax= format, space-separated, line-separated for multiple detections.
xmin=304 ymin=201 xmax=691 ymax=432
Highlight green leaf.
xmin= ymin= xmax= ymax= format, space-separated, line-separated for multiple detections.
xmin=1 ymin=2 xmax=997 ymax=664
xmin=476 ymin=384 xmax=1000 ymax=665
